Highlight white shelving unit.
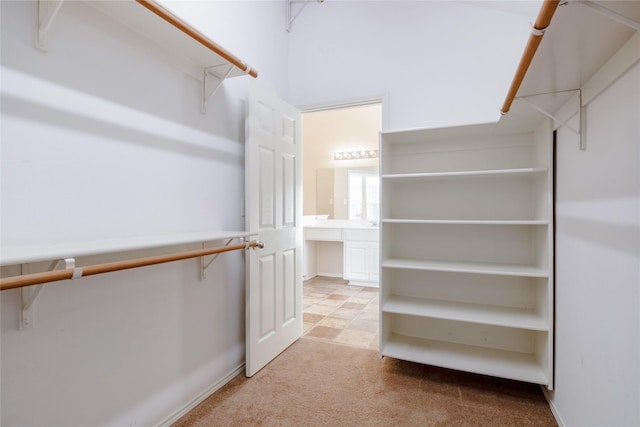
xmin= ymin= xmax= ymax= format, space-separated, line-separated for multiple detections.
xmin=379 ymin=121 xmax=554 ymax=388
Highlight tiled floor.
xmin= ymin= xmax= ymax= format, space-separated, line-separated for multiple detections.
xmin=303 ymin=276 xmax=379 ymax=350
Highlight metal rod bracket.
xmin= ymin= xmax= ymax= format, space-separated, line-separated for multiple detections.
xmin=200 ymin=238 xmax=235 ymax=281
xmin=517 ymin=89 xmax=586 ymax=150
xmin=36 ymin=0 xmax=65 ymax=52
xmin=19 ymin=257 xmax=74 ymax=329
xmin=201 ymin=64 xmax=234 ymax=114
xmin=199 ymin=238 xmax=263 ymax=280
xmin=286 ymin=0 xmax=323 ymax=32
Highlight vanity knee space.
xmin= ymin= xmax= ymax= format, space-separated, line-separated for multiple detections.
xmin=303 ymin=219 xmax=379 ymax=287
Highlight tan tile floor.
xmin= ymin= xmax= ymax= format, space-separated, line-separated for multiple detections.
xmin=303 ymin=276 xmax=379 ymax=350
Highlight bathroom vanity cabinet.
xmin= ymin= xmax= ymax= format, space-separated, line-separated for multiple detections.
xmin=343 ymin=229 xmax=379 ymax=283
xmin=379 ymin=121 xmax=554 ymax=388
xmin=303 ymin=221 xmax=379 ymax=287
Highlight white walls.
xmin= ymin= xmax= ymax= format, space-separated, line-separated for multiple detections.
xmin=3 ymin=0 xmax=638 ymax=425
xmin=288 ymin=1 xmax=532 ymax=130
xmin=552 ymin=58 xmax=640 ymax=425
xmin=1 ymin=1 xmax=285 ymax=425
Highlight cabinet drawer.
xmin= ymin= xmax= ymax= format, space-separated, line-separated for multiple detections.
xmin=305 ymin=228 xmax=343 ymax=241
xmin=344 ymin=229 xmax=378 ymax=242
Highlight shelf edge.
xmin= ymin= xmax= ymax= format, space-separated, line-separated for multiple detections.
xmin=1 ymin=231 xmax=255 ymax=266
xmin=382 ymin=297 xmax=549 ymax=331
xmin=381 ymin=334 xmax=549 ymax=385
xmin=381 ymin=259 xmax=549 ymax=278
xmin=381 ymin=167 xmax=548 ymax=180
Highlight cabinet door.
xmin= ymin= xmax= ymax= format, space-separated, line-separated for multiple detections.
xmin=344 ymin=241 xmax=370 ymax=281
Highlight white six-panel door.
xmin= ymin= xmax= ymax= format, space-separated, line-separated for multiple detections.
xmin=245 ymin=82 xmax=302 ymax=377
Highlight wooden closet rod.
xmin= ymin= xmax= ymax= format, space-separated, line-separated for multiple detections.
xmin=500 ymin=0 xmax=560 ymax=114
xmin=136 ymin=0 xmax=259 ymax=78
xmin=0 ymin=240 xmax=262 ymax=291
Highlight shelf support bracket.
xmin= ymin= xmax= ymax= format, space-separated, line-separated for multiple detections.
xmin=518 ymin=89 xmax=586 ymax=150
xmin=201 ymin=64 xmax=234 ymax=114
xmin=200 ymin=238 xmax=236 ymax=281
xmin=577 ymin=1 xmax=640 ymax=31
xmin=20 ymin=257 xmax=75 ymax=329
xmin=36 ymin=0 xmax=65 ymax=52
xmin=286 ymin=0 xmax=324 ymax=32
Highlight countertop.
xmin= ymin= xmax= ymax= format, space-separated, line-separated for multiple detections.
xmin=303 ymin=219 xmax=378 ymax=230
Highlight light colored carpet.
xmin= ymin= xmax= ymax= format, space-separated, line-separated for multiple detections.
xmin=174 ymin=338 xmax=557 ymax=426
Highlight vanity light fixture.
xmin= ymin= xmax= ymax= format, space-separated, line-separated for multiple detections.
xmin=334 ymin=150 xmax=378 ymax=161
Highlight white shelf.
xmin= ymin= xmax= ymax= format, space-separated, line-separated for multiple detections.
xmin=382 ymin=258 xmax=548 ymax=278
xmin=381 ymin=334 xmax=548 ymax=385
xmin=382 ymin=167 xmax=548 ymax=181
xmin=380 ymin=122 xmax=511 ymax=144
xmin=1 ymin=231 xmax=254 ymax=266
xmin=382 ymin=219 xmax=549 ymax=225
xmin=83 ymin=0 xmax=255 ymax=79
xmin=37 ymin=0 xmax=257 ymax=111
xmin=383 ymin=296 xmax=548 ymax=331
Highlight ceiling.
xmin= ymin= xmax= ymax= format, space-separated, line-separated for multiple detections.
xmin=497 ymin=0 xmax=640 ymax=132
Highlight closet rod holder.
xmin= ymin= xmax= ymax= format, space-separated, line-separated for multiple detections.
xmin=201 ymin=237 xmax=235 ymax=280
xmin=0 ymin=240 xmax=264 ymax=291
xmin=19 ymin=258 xmax=75 ymax=329
xmin=37 ymin=0 xmax=64 ymax=52
xmin=517 ymin=88 xmax=586 ymax=150
xmin=500 ymin=0 xmax=561 ymax=115
xmin=286 ymin=0 xmax=324 ymax=32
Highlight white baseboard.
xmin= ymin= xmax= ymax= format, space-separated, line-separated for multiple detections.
xmin=157 ymin=364 xmax=245 ymax=427
xmin=348 ymin=280 xmax=379 ymax=288
xmin=541 ymin=386 xmax=566 ymax=427
xmin=316 ymin=272 xmax=343 ymax=278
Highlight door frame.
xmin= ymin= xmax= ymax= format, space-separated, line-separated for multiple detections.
xmin=298 ymin=95 xmax=389 ymax=130
xmin=299 ymin=94 xmax=386 ymax=285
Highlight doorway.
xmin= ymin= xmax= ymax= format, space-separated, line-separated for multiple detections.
xmin=302 ymin=102 xmax=382 ymax=221
xmin=300 ymin=101 xmax=383 ymax=349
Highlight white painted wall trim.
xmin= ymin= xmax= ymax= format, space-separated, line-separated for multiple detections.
xmin=554 ymin=32 xmax=640 ymax=128
xmin=541 ymin=387 xmax=567 ymax=427
xmin=298 ymin=94 xmax=386 ymax=112
xmin=157 ymin=364 xmax=245 ymax=427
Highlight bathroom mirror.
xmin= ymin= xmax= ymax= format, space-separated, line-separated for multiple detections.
xmin=316 ymin=166 xmax=379 ymax=220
